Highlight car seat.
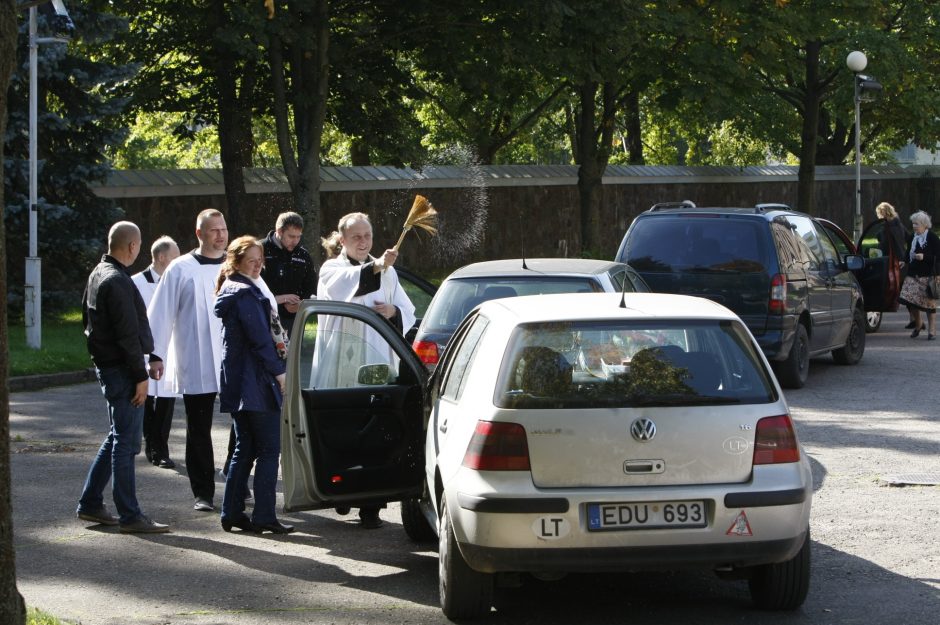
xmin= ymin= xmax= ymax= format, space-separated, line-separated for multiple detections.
xmin=513 ymin=346 xmax=572 ymax=396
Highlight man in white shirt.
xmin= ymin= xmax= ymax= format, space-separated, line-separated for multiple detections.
xmin=132 ymin=235 xmax=180 ymax=469
xmin=148 ymin=210 xmax=228 ymax=512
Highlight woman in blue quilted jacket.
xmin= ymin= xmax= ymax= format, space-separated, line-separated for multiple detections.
xmin=214 ymin=236 xmax=292 ymax=533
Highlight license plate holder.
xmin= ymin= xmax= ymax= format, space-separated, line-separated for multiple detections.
xmin=587 ymin=500 xmax=707 ymax=531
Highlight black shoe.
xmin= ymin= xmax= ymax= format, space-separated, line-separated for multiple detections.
xmin=911 ymin=328 xmax=922 ymax=338
xmin=358 ymin=510 xmax=383 ymax=530
xmin=928 ymin=334 xmax=936 ymax=341
xmin=119 ymin=514 xmax=170 ymax=534
xmin=221 ymin=515 xmax=257 ymax=533
xmin=157 ymin=458 xmax=175 ymax=469
xmin=335 ymin=506 xmax=351 ymax=515
xmin=255 ymin=520 xmax=295 ymax=534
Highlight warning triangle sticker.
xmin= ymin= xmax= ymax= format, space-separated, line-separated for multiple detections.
xmin=726 ymin=510 xmax=753 ymax=536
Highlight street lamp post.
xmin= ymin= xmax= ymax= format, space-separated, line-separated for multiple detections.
xmin=20 ymin=0 xmax=72 ymax=349
xmin=846 ymin=50 xmax=882 ymax=242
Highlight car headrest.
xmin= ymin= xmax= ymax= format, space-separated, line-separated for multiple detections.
xmin=513 ymin=346 xmax=572 ymax=396
xmin=482 ymin=285 xmax=518 ymax=299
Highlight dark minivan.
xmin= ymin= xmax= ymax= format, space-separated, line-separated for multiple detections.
xmin=616 ymin=202 xmax=872 ymax=388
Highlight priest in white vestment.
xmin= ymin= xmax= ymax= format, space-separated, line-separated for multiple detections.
xmin=147 ymin=209 xmax=228 ymax=512
xmin=312 ymin=212 xmax=415 ymax=529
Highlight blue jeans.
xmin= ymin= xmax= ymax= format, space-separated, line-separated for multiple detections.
xmin=77 ymin=365 xmax=144 ymax=524
xmin=221 ymin=410 xmax=281 ymax=525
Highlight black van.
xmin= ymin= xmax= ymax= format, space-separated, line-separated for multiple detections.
xmin=615 ymin=202 xmax=872 ymax=388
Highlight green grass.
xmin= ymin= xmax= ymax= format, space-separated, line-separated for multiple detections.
xmin=8 ymin=309 xmax=91 ymax=377
xmin=27 ymin=607 xmax=76 ymax=625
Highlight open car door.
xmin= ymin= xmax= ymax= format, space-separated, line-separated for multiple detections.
xmin=854 ymin=219 xmax=901 ymax=314
xmin=281 ymin=300 xmax=428 ymax=513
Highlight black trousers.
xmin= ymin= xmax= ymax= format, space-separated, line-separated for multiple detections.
xmin=182 ymin=393 xmax=217 ymax=501
xmin=143 ymin=395 xmax=175 ymax=462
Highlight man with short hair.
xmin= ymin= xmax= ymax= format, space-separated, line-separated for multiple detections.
xmin=132 ymin=235 xmax=181 ymax=469
xmin=261 ymin=211 xmax=317 ymax=336
xmin=148 ymin=209 xmax=228 ymax=512
xmin=77 ymin=221 xmax=170 ymax=533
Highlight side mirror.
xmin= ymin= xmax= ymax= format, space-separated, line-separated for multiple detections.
xmin=357 ymin=363 xmax=390 ymax=386
xmin=844 ymin=255 xmax=864 ymax=271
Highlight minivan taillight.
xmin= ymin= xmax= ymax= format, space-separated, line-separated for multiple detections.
xmin=753 ymin=415 xmax=800 ymax=464
xmin=412 ymin=339 xmax=440 ymax=366
xmin=462 ymin=421 xmax=531 ymax=471
xmin=769 ymin=273 xmax=786 ymax=314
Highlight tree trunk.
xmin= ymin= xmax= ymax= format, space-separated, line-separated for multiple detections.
xmin=349 ymin=138 xmax=370 ymax=166
xmin=0 ymin=0 xmax=27 ymax=623
xmin=573 ymin=81 xmax=617 ymax=256
xmin=268 ymin=0 xmax=329 ymax=262
xmin=796 ymin=41 xmax=822 ymax=215
xmin=209 ymin=0 xmax=256 ymax=233
xmin=625 ymin=90 xmax=644 ymax=165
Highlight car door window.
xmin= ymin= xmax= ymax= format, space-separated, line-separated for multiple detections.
xmin=814 ymin=224 xmax=844 ymax=276
xmin=440 ymin=316 xmax=489 ymax=402
xmin=789 ymin=216 xmax=823 ymax=270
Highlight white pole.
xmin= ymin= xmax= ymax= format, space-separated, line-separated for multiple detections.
xmin=853 ymin=74 xmax=862 ymax=243
xmin=26 ymin=6 xmax=42 ymax=349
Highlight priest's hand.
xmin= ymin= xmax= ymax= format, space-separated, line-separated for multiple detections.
xmin=149 ymin=360 xmax=165 ymax=381
xmin=374 ymin=249 xmax=399 ymax=272
xmin=374 ymin=302 xmax=396 ymax=319
xmin=132 ymin=380 xmax=148 ymax=407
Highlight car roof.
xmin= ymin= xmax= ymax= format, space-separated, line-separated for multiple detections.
xmin=447 ymin=258 xmax=625 ymax=279
xmin=478 ymin=292 xmax=738 ymax=323
xmin=638 ymin=205 xmax=802 ymax=221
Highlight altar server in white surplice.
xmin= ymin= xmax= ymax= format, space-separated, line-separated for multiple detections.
xmin=147 ymin=209 xmax=228 ymax=513
xmin=132 ymin=235 xmax=180 ymax=469
xmin=313 ymin=212 xmax=415 ymax=529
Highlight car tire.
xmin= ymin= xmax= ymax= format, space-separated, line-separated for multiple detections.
xmin=439 ymin=501 xmax=493 ymax=619
xmin=401 ymin=497 xmax=435 ymax=543
xmin=833 ymin=307 xmax=866 ymax=365
xmin=748 ymin=529 xmax=811 ymax=610
xmin=775 ymin=324 xmax=809 ymax=389
xmin=865 ymin=311 xmax=882 ymax=333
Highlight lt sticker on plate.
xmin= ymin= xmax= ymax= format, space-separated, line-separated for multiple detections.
xmin=532 ymin=517 xmax=570 ymax=540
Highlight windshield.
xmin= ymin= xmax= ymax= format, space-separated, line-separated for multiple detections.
xmin=624 ymin=217 xmax=769 ymax=274
xmin=495 ymin=319 xmax=776 ymax=408
xmin=422 ymin=276 xmax=605 ymax=333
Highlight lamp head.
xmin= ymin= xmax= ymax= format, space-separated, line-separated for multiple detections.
xmin=846 ymin=51 xmax=867 ymax=73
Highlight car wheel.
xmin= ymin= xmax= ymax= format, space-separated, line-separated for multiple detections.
xmin=775 ymin=324 xmax=809 ymax=389
xmin=748 ymin=530 xmax=811 ymax=610
xmin=833 ymin=308 xmax=866 ymax=365
xmin=439 ymin=502 xmax=493 ymax=619
xmin=401 ymin=497 xmax=435 ymax=543
xmin=865 ymin=311 xmax=882 ymax=333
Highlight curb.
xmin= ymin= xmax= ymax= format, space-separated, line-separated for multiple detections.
xmin=10 ymin=368 xmax=97 ymax=393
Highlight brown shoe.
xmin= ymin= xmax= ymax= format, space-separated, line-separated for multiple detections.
xmin=77 ymin=506 xmax=119 ymax=526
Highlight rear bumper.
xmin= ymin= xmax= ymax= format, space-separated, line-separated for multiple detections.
xmin=459 ymin=531 xmax=807 ymax=573
xmin=752 ymin=315 xmax=797 ymax=361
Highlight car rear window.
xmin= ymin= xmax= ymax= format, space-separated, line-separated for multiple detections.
xmin=623 ymin=217 xmax=769 ymax=273
xmin=495 ymin=319 xmax=776 ymax=409
xmin=421 ymin=277 xmax=604 ymax=333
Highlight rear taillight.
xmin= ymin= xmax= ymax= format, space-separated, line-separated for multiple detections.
xmin=769 ymin=273 xmax=786 ymax=314
xmin=753 ymin=414 xmax=800 ymax=464
xmin=412 ymin=339 xmax=440 ymax=366
xmin=462 ymin=421 xmax=531 ymax=471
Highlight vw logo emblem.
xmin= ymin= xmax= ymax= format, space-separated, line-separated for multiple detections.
xmin=630 ymin=418 xmax=656 ymax=442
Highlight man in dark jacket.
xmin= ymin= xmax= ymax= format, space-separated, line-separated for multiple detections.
xmin=76 ymin=221 xmax=170 ymax=533
xmin=261 ymin=211 xmax=317 ymax=337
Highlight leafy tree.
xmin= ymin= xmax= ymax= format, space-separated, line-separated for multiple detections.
xmin=0 ymin=3 xmax=24 ymax=624
xmin=3 ymin=5 xmax=130 ymax=313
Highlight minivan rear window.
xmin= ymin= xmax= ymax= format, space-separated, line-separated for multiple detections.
xmin=624 ymin=217 xmax=769 ymax=273
xmin=495 ymin=319 xmax=776 ymax=409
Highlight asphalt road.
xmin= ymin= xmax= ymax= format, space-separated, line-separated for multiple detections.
xmin=9 ymin=312 xmax=939 ymax=625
